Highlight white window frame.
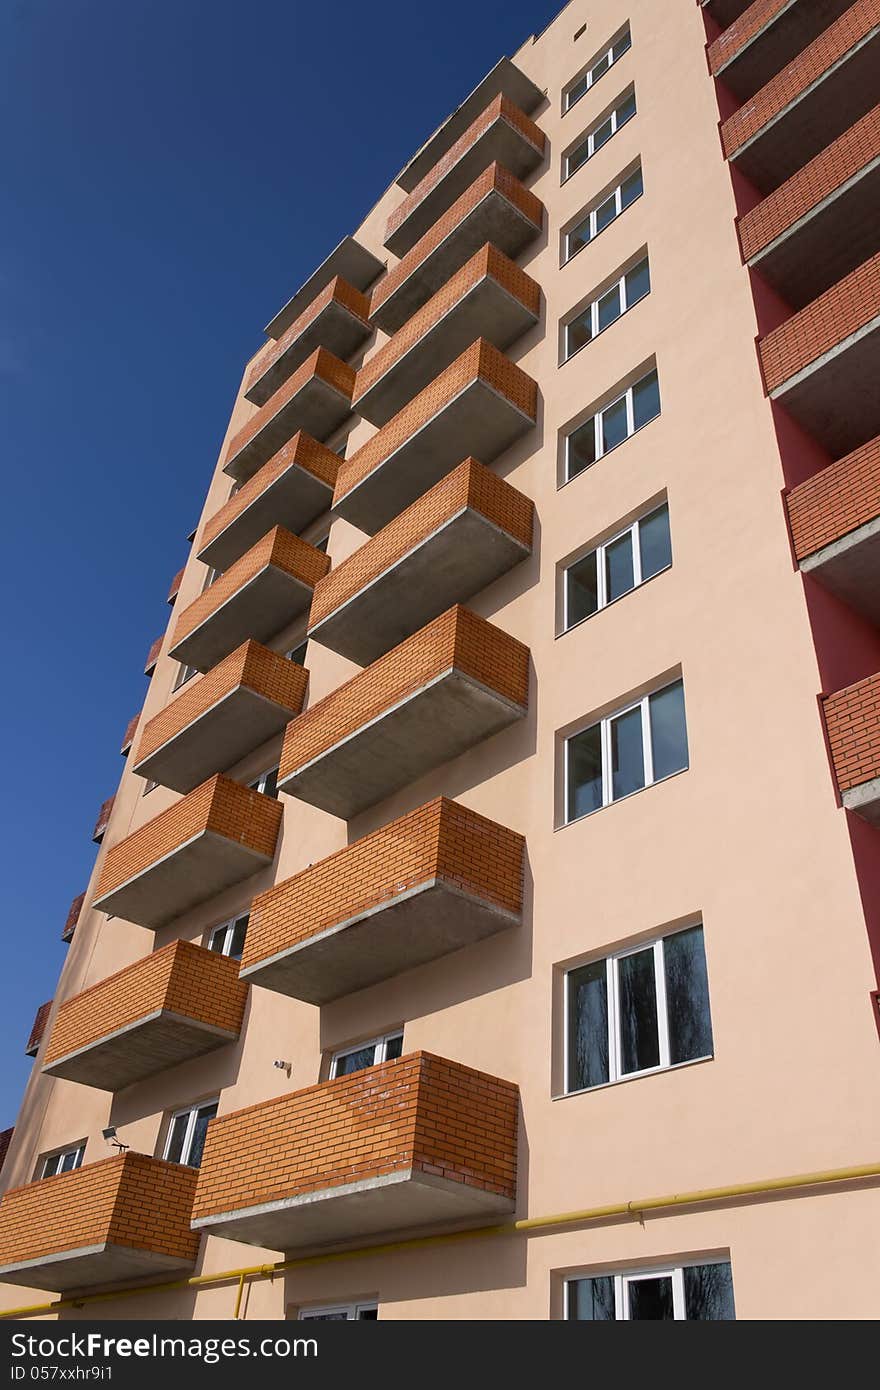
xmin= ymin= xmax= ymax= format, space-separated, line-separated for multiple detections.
xmin=163 ymin=1099 xmax=219 ymax=1168
xmin=286 ymin=642 xmax=308 ymax=666
xmin=173 ymin=662 xmax=197 ymax=692
xmin=564 ymin=1260 xmax=732 ymax=1320
xmin=563 ymin=678 xmax=686 ymax=824
xmin=40 ymin=1144 xmax=85 ymax=1179
xmin=561 ymin=502 xmax=670 ymax=632
xmin=249 ymin=766 xmax=279 ymax=797
xmin=299 ymin=1302 xmax=378 ymax=1320
xmin=562 ymin=258 xmax=650 ymax=364
xmin=563 ymin=26 xmax=632 ymax=112
xmin=564 ymin=368 xmax=658 ymax=482
xmin=563 ymin=92 xmax=636 ymax=181
xmin=208 ymin=912 xmax=249 ymax=958
xmin=563 ymin=167 xmax=643 ymax=265
xmin=329 ymin=1030 xmax=404 ymax=1079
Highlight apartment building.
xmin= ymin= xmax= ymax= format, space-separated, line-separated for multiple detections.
xmin=1 ymin=0 xmax=878 ymax=1321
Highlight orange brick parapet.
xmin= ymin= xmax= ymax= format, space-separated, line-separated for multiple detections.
xmin=92 ymin=795 xmax=115 ymax=843
xmin=310 ymin=459 xmax=533 ymax=630
xmin=759 ymin=251 xmax=880 ymax=393
xmin=135 ymin=640 xmax=308 ymax=766
xmin=171 ymin=527 xmax=330 ymax=649
xmin=120 ymin=712 xmax=141 ymax=756
xmin=242 ymin=796 xmax=524 ymax=972
xmin=245 ymin=278 xmax=371 ymax=402
xmin=823 ymin=671 xmax=880 ymax=793
xmin=786 ymin=436 xmax=880 ymax=559
xmin=708 ymin=0 xmax=791 ymax=74
xmin=44 ymin=940 xmax=247 ymax=1068
xmin=200 ymin=434 xmax=339 ymax=557
xmin=721 ymin=0 xmax=880 ymax=160
xmin=95 ymin=775 xmax=282 ymax=902
xmin=167 ymin=568 xmax=184 ymax=605
xmin=371 ymin=164 xmax=544 ymax=324
xmin=25 ymin=1002 xmax=52 ymax=1057
xmin=334 ymin=339 xmax=537 ymax=509
xmin=738 ymin=104 xmax=880 ymax=262
xmin=354 ymin=244 xmax=540 ymax=408
xmin=385 ymin=95 xmax=545 ymax=246
xmin=145 ymin=635 xmax=163 ymax=675
xmin=192 ymin=1051 xmax=518 ymax=1223
xmin=62 ymin=892 xmax=85 ymax=944
xmin=280 ymin=605 xmax=529 ymax=781
xmin=0 ymin=1129 xmax=12 ymax=1174
xmin=0 ymin=1153 xmax=200 ymax=1269
xmin=224 ymin=348 xmax=355 ymax=478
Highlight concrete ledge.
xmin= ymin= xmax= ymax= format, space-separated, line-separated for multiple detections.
xmin=198 ymin=465 xmax=333 ymax=573
xmin=247 ymin=298 xmax=371 ymax=407
xmin=0 ymin=1243 xmax=196 ymax=1294
xmin=801 ymin=514 xmax=880 ymax=623
xmin=843 ymin=776 xmax=880 ymax=825
xmin=713 ymin=0 xmax=853 ymax=100
xmin=42 ymin=1010 xmax=239 ymax=1091
xmin=278 ymin=668 xmax=526 ymax=819
xmin=224 ymin=371 xmax=352 ymax=483
xmin=264 ymin=237 xmax=384 ymax=340
xmin=169 ymin=565 xmax=315 ymax=673
xmin=770 ymin=315 xmax=880 ymax=458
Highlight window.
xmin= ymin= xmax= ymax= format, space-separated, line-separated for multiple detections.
xmin=287 ymin=642 xmax=307 ymax=666
xmin=164 ymin=1100 xmax=218 ymax=1168
xmin=173 ymin=662 xmax=197 ymax=692
xmin=562 ymin=502 xmax=671 ymax=631
xmin=142 ymin=778 xmax=158 ymax=795
xmin=249 ymin=766 xmax=279 ymax=799
xmin=564 ymin=91 xmax=636 ymax=180
xmin=40 ymin=1144 xmax=84 ymax=1179
xmin=300 ymin=1303 xmax=378 ymax=1320
xmin=564 ymin=166 xmax=643 ymax=263
xmin=229 ymin=479 xmax=242 ymax=498
xmin=563 ymin=257 xmax=650 ymax=361
xmin=566 ymin=1261 xmax=734 ymax=1320
xmin=209 ymin=913 xmax=249 ymax=960
xmin=565 ymin=923 xmax=712 ymax=1093
xmin=564 ymin=677 xmax=688 ymax=823
xmin=564 ymin=26 xmax=631 ymax=111
xmin=313 ymin=535 xmax=329 ymax=554
xmin=564 ymin=366 xmax=659 ymax=482
xmin=202 ymin=566 xmax=219 ymax=592
xmin=329 ymin=1031 xmax=403 ymax=1079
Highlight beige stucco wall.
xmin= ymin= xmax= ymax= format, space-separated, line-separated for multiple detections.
xmin=3 ymin=0 xmax=878 ymax=1320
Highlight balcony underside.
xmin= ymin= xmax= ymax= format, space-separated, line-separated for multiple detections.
xmin=771 ymin=318 xmax=880 ymax=457
xmin=704 ymin=0 xmax=754 ymax=25
xmin=198 ymin=467 xmax=334 ymax=573
xmin=716 ymin=0 xmax=854 ymax=101
xmin=224 ymin=380 xmax=350 ymax=483
xmin=42 ymin=1011 xmax=239 ymax=1091
xmin=246 ymin=303 xmax=371 ymax=407
xmin=169 ymin=567 xmax=314 ymax=672
xmin=279 ymin=670 xmax=526 ymax=819
xmin=310 ymin=507 xmax=530 ymax=666
xmin=801 ymin=516 xmax=880 ymax=624
xmin=843 ymin=778 xmax=880 ymax=825
xmin=334 ymin=380 xmax=533 ymax=535
xmin=134 ymin=685 xmax=296 ymax=794
xmin=729 ymin=31 xmax=879 ymax=190
xmin=0 ymin=1243 xmax=196 ymax=1294
xmin=192 ymin=1167 xmax=514 ymax=1253
xmin=241 ymin=877 xmax=519 ymax=1004
xmin=372 ymin=187 xmax=541 ymax=334
xmin=749 ymin=158 xmax=880 ymax=307
xmin=93 ymin=831 xmax=273 ymax=930
xmin=356 ymin=276 xmax=538 ymax=426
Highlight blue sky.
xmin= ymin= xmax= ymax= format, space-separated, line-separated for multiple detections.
xmin=0 ymin=0 xmax=562 ymax=1123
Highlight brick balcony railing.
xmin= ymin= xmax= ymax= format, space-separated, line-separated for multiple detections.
xmin=245 ymin=277 xmax=371 ymax=406
xmin=759 ymin=251 xmax=880 ymax=392
xmin=0 ymin=1154 xmax=200 ymax=1291
xmin=241 ymin=796 xmax=524 ymax=1002
xmin=823 ymin=672 xmax=880 ymax=807
xmin=92 ymin=795 xmax=115 ymax=844
xmin=224 ymin=348 xmax=355 ymax=483
xmin=43 ymin=940 xmax=248 ymax=1089
xmin=191 ymin=1052 xmax=518 ymax=1250
xmin=0 ymin=1128 xmax=12 ymax=1175
xmin=786 ymin=436 xmax=880 ymax=559
xmin=120 ymin=711 xmax=141 ymax=756
xmin=167 ymin=567 xmax=184 ymax=605
xmin=384 ymin=94 xmax=545 ymax=254
xmin=144 ymin=634 xmax=162 ymax=675
xmin=25 ymin=1001 xmax=52 ymax=1058
xmin=62 ymin=891 xmax=85 ymax=944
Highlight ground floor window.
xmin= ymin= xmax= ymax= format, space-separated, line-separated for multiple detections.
xmin=566 ymin=1261 xmax=734 ymax=1319
xmin=299 ymin=1302 xmax=378 ymax=1320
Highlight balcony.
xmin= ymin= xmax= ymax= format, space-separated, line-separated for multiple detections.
xmin=92 ymin=795 xmax=114 ymax=844
xmin=708 ymin=0 xmax=854 ymax=100
xmin=241 ymin=797 xmax=523 ymax=1003
xmin=25 ymin=1002 xmax=52 ymax=1058
xmin=0 ymin=1154 xmax=199 ymax=1292
xmin=167 ymin=567 xmax=183 ymax=605
xmin=93 ymin=775 xmax=282 ymax=929
xmin=133 ymin=641 xmax=306 ymax=794
xmin=823 ymin=671 xmax=880 ymax=823
xmin=354 ymin=245 xmax=539 ymax=426
xmin=264 ymin=235 xmax=384 ymax=340
xmin=333 ymin=339 xmax=537 ymax=535
xmin=197 ymin=433 xmax=339 ymax=573
xmin=279 ymin=605 xmax=528 ymax=818
xmin=310 ymin=458 xmax=533 ymax=665
xmin=385 ymin=96 xmax=544 ymax=257
xmin=721 ymin=1 xmax=880 ymax=190
xmin=759 ymin=253 xmax=880 ymax=456
xmin=703 ymin=0 xmax=756 ymax=23
xmin=62 ymin=892 xmax=85 ymax=945
xmin=787 ymin=436 xmax=880 ymax=620
xmin=120 ymin=711 xmax=140 ymax=756
xmin=42 ymin=941 xmax=248 ymax=1090
xmin=169 ymin=527 xmax=329 ymax=673
xmin=0 ymin=1129 xmax=11 ymax=1176
xmin=223 ymin=349 xmax=355 ymax=484
xmin=371 ymin=164 xmax=544 ymax=334
xmin=145 ymin=634 xmax=162 ymax=675
xmin=245 ymin=278 xmax=371 ymax=407
xmin=191 ymin=1052 xmax=517 ymax=1251
xmin=738 ymin=104 xmax=880 ymax=307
